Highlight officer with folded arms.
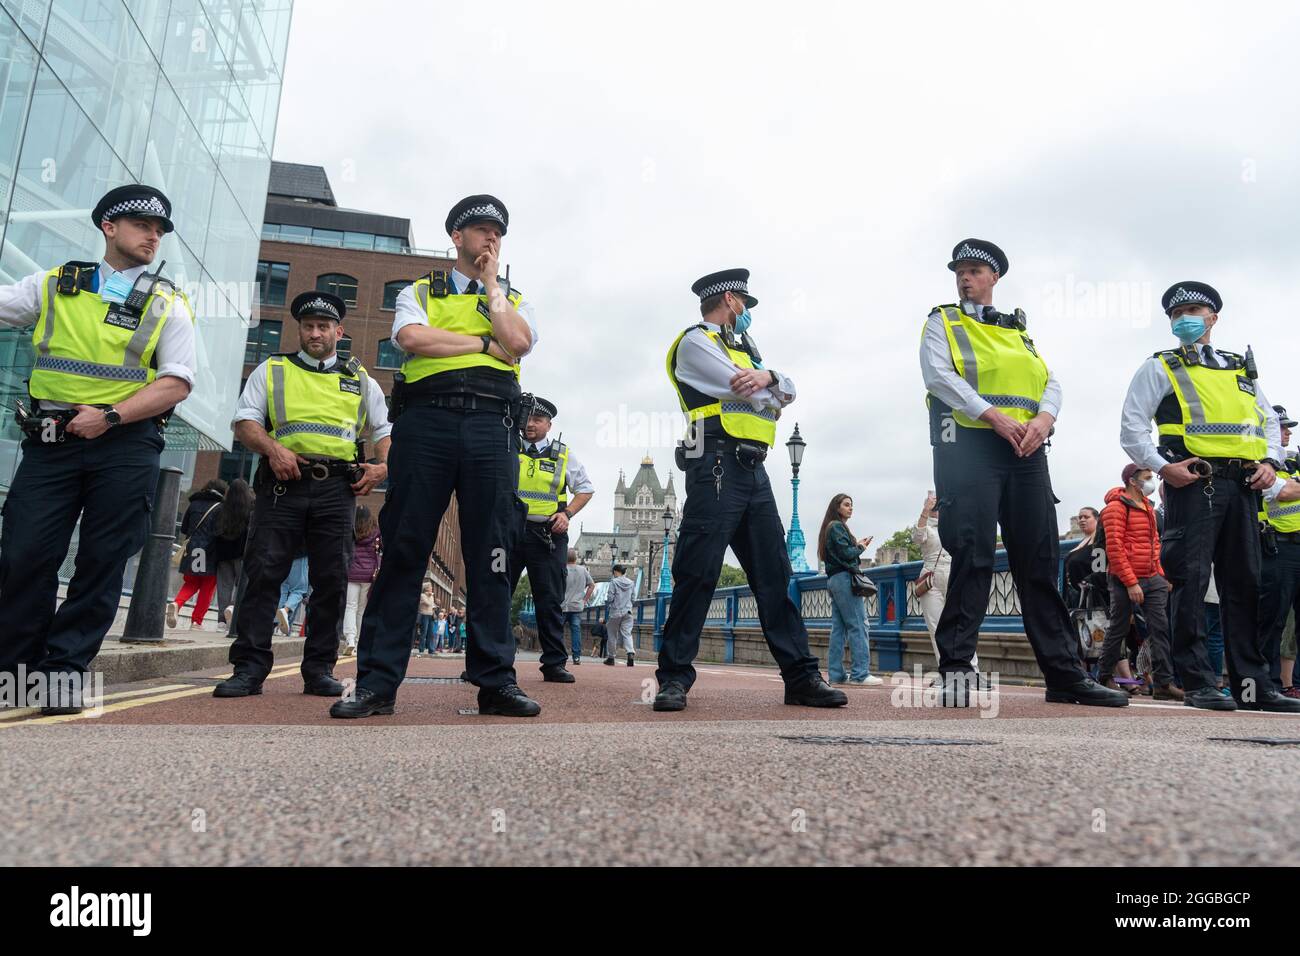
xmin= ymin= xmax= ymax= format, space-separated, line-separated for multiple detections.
xmin=508 ymin=397 xmax=595 ymax=682
xmin=332 ymin=194 xmax=540 ymax=719
xmin=921 ymin=239 xmax=1126 ymax=707
xmin=654 ymin=268 xmax=846 ymax=712
xmin=215 ymin=291 xmax=390 ymax=699
xmin=0 ymin=185 xmax=195 ymax=714
xmin=1120 ymin=281 xmax=1300 ymax=712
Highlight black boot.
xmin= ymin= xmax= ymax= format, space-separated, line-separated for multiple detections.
xmin=478 ymin=683 xmax=541 ymax=717
xmin=213 ymin=672 xmax=263 ymax=698
xmin=653 ymin=681 xmax=688 ymax=712
xmin=303 ymin=674 xmax=345 ymax=697
xmin=626 ymin=653 xmax=634 ymax=667
xmin=784 ymin=674 xmax=848 ymax=708
xmin=329 ymin=687 xmax=396 ymax=718
xmin=1044 ymin=678 xmax=1129 ymax=707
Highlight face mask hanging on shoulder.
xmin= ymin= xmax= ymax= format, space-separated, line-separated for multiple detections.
xmin=100 ymin=271 xmax=134 ymax=304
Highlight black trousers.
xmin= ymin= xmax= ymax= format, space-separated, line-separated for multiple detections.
xmin=931 ymin=415 xmax=1085 ymax=687
xmin=1258 ymin=539 xmax=1300 ymax=693
xmin=1162 ymin=476 xmax=1270 ymax=698
xmin=656 ymin=447 xmax=820 ymax=692
xmin=0 ymin=421 xmax=162 ymax=678
xmin=508 ymin=523 xmax=569 ymax=670
xmin=229 ymin=475 xmax=355 ymax=682
xmin=357 ymin=404 xmax=525 ymax=697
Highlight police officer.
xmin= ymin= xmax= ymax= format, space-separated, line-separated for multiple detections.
xmin=1256 ymin=405 xmax=1300 ymax=695
xmin=509 ymin=397 xmax=595 ymax=681
xmin=0 ymin=185 xmax=196 ymax=714
xmin=921 ymin=239 xmax=1126 ymax=707
xmin=215 ymin=291 xmax=390 ymax=699
xmin=331 ymin=195 xmax=540 ymax=719
xmin=1119 ymin=281 xmax=1300 ymax=712
xmin=654 ymin=269 xmax=846 ymax=712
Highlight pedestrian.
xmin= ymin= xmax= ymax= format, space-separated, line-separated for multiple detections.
xmin=1063 ymin=507 xmax=1103 ymax=612
xmin=655 ymin=268 xmax=846 ymax=711
xmin=920 ymin=240 xmax=1125 ymax=706
xmin=562 ymin=549 xmax=596 ymax=665
xmin=415 ymin=586 xmax=436 ymax=656
xmin=0 ymin=184 xmax=195 ymax=714
xmin=604 ymin=564 xmax=636 ymax=666
xmin=816 ymin=494 xmax=882 ymax=685
xmin=213 ymin=478 xmax=254 ymax=633
xmin=912 ymin=490 xmax=973 ymax=670
xmin=1097 ymin=464 xmax=1180 ymax=699
xmin=342 ymin=506 xmax=381 ymax=656
xmin=507 ymin=397 xmax=596 ymax=682
xmin=166 ymin=479 xmax=227 ymax=630
xmin=435 ymin=609 xmax=450 ymax=653
xmin=214 ymin=290 xmax=391 ymax=700
xmin=275 ymin=553 xmax=310 ymax=636
xmin=1119 ymin=280 xmax=1299 ymax=712
xmin=333 ymin=195 xmax=540 ymax=718
xmin=1258 ymin=405 xmax=1300 ymax=694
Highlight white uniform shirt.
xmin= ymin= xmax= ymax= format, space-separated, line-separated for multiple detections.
xmin=233 ymin=349 xmax=393 ymax=443
xmin=673 ymin=321 xmax=795 ymax=409
xmin=521 ymin=435 xmax=595 ymax=494
xmin=390 ymin=267 xmax=538 ymax=356
xmin=1119 ymin=343 xmax=1283 ymax=501
xmin=0 ymin=261 xmax=197 ymax=409
xmin=919 ymin=301 xmax=1062 ymax=421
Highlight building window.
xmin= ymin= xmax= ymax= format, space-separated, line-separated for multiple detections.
xmin=317 ymin=273 xmax=358 ymax=306
xmin=245 ymin=320 xmax=283 ymax=365
xmin=376 ymin=339 xmax=403 ymax=369
xmin=382 ymin=280 xmax=409 ymax=310
xmin=255 ymin=261 xmax=289 ymax=306
xmin=337 ymin=335 xmax=353 ymax=361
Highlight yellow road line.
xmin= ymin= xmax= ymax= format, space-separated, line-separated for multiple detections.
xmin=0 ymin=683 xmax=194 ymax=723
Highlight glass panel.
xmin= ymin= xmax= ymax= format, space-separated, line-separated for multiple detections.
xmin=276 ymin=222 xmax=308 ymax=239
xmin=201 ymin=172 xmax=255 ymax=305
xmin=199 ymin=0 xmax=241 ymax=70
xmin=214 ymin=76 xmax=269 ymax=225
xmin=0 ymin=13 xmax=40 ymax=256
xmin=255 ymin=259 xmax=286 ymax=305
xmin=142 ymin=74 xmax=217 ymax=258
xmin=125 ymin=0 xmax=170 ymax=58
xmin=41 ymin=0 xmax=159 ymax=177
xmin=244 ymin=317 xmax=281 ymax=363
xmin=310 ymin=227 xmax=342 ymax=247
xmin=260 ymin=221 xmax=278 ymax=238
xmin=159 ymin=0 xmax=233 ymax=159
xmin=381 ymin=280 xmax=408 ymax=310
xmin=2 ymin=0 xmax=51 ymax=46
xmin=343 ymin=230 xmax=373 ymax=251
xmin=336 ymin=334 xmax=351 ymax=361
xmin=1 ymin=60 xmax=131 ymax=276
xmin=376 ymin=339 xmax=402 ymax=369
xmin=252 ymin=0 xmax=292 ymax=68
xmin=316 ymin=272 xmax=357 ymax=306
xmin=373 ymin=234 xmax=404 ymax=253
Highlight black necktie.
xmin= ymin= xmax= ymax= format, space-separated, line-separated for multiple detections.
xmin=1202 ymin=345 xmax=1217 ymax=368
xmin=464 ymin=279 xmax=479 ymax=294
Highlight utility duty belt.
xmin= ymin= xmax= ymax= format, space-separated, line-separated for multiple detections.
xmin=675 ymin=436 xmax=769 ymax=472
xmin=1160 ymin=448 xmax=1262 ymax=487
xmin=13 ymin=399 xmax=169 ymax=443
xmin=256 ymin=456 xmax=362 ymax=494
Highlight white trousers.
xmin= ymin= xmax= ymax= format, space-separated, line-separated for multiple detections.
xmin=344 ymin=581 xmax=371 ymax=647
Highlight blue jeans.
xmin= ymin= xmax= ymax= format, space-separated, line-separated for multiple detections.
xmin=1205 ymin=603 xmax=1223 ymax=684
xmin=827 ymin=571 xmax=871 ymax=682
xmin=418 ymin=615 xmax=436 ymax=653
xmin=564 ymin=611 xmax=583 ymax=658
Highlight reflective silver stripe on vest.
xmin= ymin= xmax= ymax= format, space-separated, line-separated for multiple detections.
xmin=548 ymin=447 xmax=566 ymax=500
xmin=980 ymin=394 xmax=1040 ymax=414
xmin=276 ymin=422 xmax=354 ymax=439
xmin=1268 ymin=502 xmax=1300 ymax=519
xmin=946 ymin=314 xmax=980 ymax=391
xmin=719 ymin=401 xmax=777 ymax=420
xmin=34 ymin=356 xmax=148 ymax=382
xmin=1166 ymin=360 xmax=1208 ymax=425
xmin=355 ymin=367 xmax=369 ymax=434
xmin=1185 ymin=423 xmax=1266 ymax=438
xmin=124 ymin=290 xmax=171 ymax=368
xmin=270 ymin=361 xmax=288 ymax=428
xmin=38 ymin=273 xmax=57 ymax=358
xmin=415 ymin=281 xmax=428 ymax=313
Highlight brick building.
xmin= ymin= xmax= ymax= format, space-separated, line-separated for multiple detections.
xmin=190 ymin=161 xmax=466 ymax=610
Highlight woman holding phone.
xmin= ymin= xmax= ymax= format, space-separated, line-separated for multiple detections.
xmin=817 ymin=494 xmax=883 ymax=685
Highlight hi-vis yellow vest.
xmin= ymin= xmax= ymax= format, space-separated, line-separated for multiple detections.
xmin=30 ymin=262 xmax=190 ymax=405
xmin=1262 ymin=458 xmax=1300 ymax=533
xmin=928 ymin=305 xmax=1049 ymax=429
xmin=266 ymin=355 xmax=369 ymax=460
xmin=666 ymin=325 xmax=778 ymax=447
xmin=518 ymin=441 xmax=569 ymax=517
xmin=1154 ymin=349 xmax=1267 ymax=460
xmin=402 ymin=271 xmax=523 ymax=384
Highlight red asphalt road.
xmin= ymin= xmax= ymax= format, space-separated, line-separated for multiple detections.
xmin=74 ymin=654 xmax=1262 ymax=727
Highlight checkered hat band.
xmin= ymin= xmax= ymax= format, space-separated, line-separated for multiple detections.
xmin=698 ymin=279 xmax=748 ymax=299
xmin=301 ymin=298 xmax=339 ymax=318
xmin=1167 ymin=287 xmax=1213 ymax=308
xmin=954 ymin=244 xmax=999 ymax=272
xmin=101 ymin=197 xmax=168 ymax=224
xmin=452 ymin=204 xmax=505 ymax=231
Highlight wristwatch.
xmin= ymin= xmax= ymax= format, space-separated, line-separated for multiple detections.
xmin=767 ymin=370 xmax=778 ymax=387
xmin=1261 ymin=458 xmax=1283 ymax=472
xmin=480 ymin=335 xmax=492 ymax=354
xmin=103 ymin=407 xmax=122 ymax=428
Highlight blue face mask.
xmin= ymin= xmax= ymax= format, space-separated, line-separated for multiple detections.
xmin=100 ymin=270 xmax=134 ymax=304
xmin=733 ymin=307 xmax=752 ymax=335
xmin=1171 ymin=315 xmax=1207 ymax=344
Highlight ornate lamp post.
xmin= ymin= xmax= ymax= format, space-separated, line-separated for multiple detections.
xmin=786 ymin=423 xmax=811 ymax=573
xmin=656 ymin=507 xmax=674 ymax=595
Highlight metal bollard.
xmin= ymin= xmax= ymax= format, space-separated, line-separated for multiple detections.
xmin=121 ymin=466 xmax=183 ymax=643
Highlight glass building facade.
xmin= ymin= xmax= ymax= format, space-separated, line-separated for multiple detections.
xmin=0 ymin=0 xmax=294 ymax=490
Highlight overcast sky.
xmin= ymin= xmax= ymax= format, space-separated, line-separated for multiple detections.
xmin=272 ymin=0 xmax=1300 ymax=559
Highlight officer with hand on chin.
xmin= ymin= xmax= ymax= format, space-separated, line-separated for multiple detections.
xmin=1120 ymin=281 xmax=1300 ymax=712
xmin=215 ymin=290 xmax=390 ymax=700
xmin=921 ymin=239 xmax=1127 ymax=707
xmin=0 ymin=184 xmax=195 ymax=714
xmin=654 ymin=268 xmax=847 ymax=713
